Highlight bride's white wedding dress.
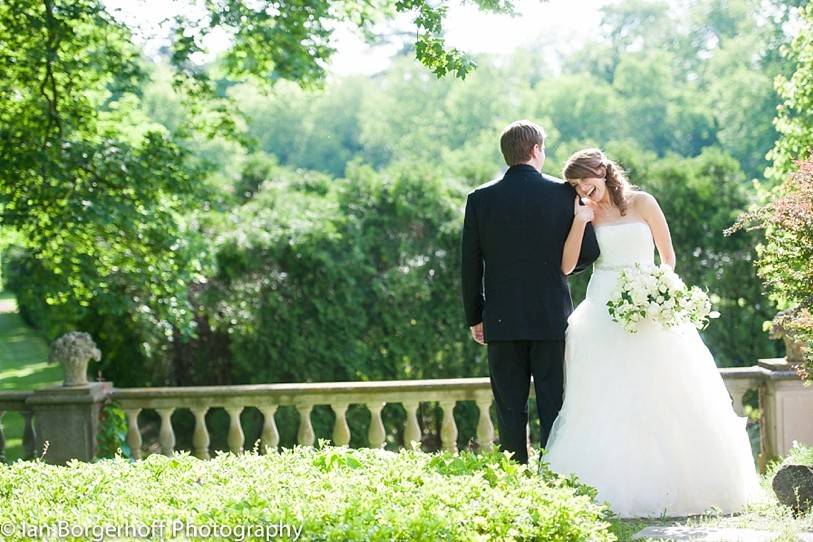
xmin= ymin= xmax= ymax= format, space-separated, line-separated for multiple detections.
xmin=543 ymin=221 xmax=761 ymax=518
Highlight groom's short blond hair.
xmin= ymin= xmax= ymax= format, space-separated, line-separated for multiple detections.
xmin=500 ymin=120 xmax=546 ymax=166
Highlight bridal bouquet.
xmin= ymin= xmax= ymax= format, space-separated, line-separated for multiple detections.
xmin=606 ymin=263 xmax=719 ymax=333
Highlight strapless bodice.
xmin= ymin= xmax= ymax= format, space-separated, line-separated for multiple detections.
xmin=583 ymin=221 xmax=656 ymax=306
xmin=592 ymin=221 xmax=655 ymax=271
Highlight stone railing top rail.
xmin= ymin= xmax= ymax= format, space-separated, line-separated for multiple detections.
xmin=0 ymin=390 xmax=34 ymax=411
xmin=112 ymin=377 xmax=492 ymax=397
xmin=110 ymin=377 xmax=496 ymax=409
xmin=721 ymin=365 xmax=800 ymax=381
xmin=107 ymin=366 xmax=795 ymax=407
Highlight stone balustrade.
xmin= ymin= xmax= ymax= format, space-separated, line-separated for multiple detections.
xmin=112 ymin=378 xmax=496 ymax=459
xmin=0 ymin=365 xmax=808 ymax=467
xmin=0 ymin=391 xmax=37 ymax=462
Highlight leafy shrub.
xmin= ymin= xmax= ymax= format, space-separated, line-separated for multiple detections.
xmin=95 ymin=402 xmax=131 ymax=460
xmin=0 ymin=447 xmax=614 ymax=542
xmin=729 ymin=159 xmax=813 ymax=381
xmin=785 ymin=443 xmax=813 ymax=466
xmin=196 ymin=161 xmax=482 ymax=386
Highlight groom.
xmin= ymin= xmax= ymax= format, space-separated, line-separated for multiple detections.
xmin=460 ymin=120 xmax=600 ymax=464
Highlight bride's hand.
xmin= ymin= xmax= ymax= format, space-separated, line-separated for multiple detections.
xmin=574 ymin=196 xmax=596 ymax=224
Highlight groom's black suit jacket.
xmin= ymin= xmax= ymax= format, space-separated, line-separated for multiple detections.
xmin=461 ymin=164 xmax=600 ymax=342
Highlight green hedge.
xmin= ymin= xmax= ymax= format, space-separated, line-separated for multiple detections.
xmin=0 ymin=447 xmax=614 ymax=541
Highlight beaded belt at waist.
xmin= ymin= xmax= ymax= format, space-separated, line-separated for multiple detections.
xmin=593 ymin=263 xmax=642 ymax=272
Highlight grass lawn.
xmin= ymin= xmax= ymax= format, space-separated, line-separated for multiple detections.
xmin=0 ymin=291 xmax=61 ymax=462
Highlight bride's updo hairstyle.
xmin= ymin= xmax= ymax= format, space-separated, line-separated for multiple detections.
xmin=563 ymin=148 xmax=635 ymax=216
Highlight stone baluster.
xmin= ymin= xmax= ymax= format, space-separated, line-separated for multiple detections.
xmin=259 ymin=406 xmax=279 ymax=453
xmin=124 ymin=408 xmax=142 ymax=460
xmin=402 ymin=401 xmax=421 ymax=450
xmin=439 ymin=400 xmax=458 ymax=453
xmin=0 ymin=411 xmax=5 ymax=462
xmin=22 ymin=411 xmax=37 ymax=459
xmin=296 ymin=404 xmax=314 ymax=447
xmin=331 ymin=403 xmax=351 ymax=446
xmin=157 ymin=408 xmax=175 ymax=456
xmin=367 ymin=402 xmax=386 ymax=449
xmin=191 ymin=406 xmax=210 ymax=460
xmin=475 ymin=397 xmax=494 ymax=452
xmin=225 ymin=406 xmax=244 ymax=454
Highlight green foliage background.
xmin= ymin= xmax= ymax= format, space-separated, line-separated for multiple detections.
xmin=4 ymin=0 xmax=811 ymax=449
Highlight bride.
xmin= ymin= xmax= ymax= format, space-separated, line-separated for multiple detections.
xmin=542 ymin=148 xmax=761 ymax=518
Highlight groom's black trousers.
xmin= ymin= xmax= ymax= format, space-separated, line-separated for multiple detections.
xmin=487 ymin=340 xmax=565 ymax=465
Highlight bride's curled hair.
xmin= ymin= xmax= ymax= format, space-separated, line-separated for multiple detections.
xmin=562 ymin=148 xmax=635 ymax=215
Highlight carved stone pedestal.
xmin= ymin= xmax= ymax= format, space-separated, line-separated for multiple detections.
xmin=25 ymin=382 xmax=113 ymax=465
xmin=758 ymin=358 xmax=813 ymax=460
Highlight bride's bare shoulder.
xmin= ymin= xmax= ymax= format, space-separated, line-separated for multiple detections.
xmin=628 ymin=190 xmax=659 ymax=210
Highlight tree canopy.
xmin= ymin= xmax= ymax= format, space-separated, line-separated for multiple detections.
xmin=0 ymin=0 xmax=205 ymax=338
xmin=0 ymin=0 xmax=516 ymax=341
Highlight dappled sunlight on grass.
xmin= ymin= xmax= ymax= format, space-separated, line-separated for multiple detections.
xmin=0 ymin=291 xmax=17 ymax=313
xmin=0 ymin=361 xmax=61 ymax=390
xmin=0 ymin=291 xmax=60 ymax=462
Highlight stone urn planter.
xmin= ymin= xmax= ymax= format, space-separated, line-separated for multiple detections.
xmin=48 ymin=331 xmax=101 ymax=386
xmin=769 ymin=308 xmax=810 ymax=369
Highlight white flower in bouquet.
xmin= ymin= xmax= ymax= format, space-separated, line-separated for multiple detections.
xmin=606 ymin=263 xmax=719 ymax=333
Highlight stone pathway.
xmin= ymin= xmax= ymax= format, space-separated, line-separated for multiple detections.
xmin=633 ymin=526 xmax=813 ymax=541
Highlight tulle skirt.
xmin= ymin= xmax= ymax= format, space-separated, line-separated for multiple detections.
xmin=543 ymin=269 xmax=762 ymax=518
